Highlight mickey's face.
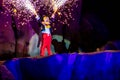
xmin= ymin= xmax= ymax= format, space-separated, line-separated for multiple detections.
xmin=43 ymin=16 xmax=50 ymax=22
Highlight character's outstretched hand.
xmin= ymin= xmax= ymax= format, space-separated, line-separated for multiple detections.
xmin=35 ymin=15 xmax=40 ymax=20
xmin=51 ymin=13 xmax=55 ymax=18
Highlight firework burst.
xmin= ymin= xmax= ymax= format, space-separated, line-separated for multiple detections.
xmin=3 ymin=0 xmax=79 ymax=27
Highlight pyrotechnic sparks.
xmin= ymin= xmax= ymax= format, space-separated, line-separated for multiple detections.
xmin=3 ymin=0 xmax=39 ymax=18
xmin=3 ymin=0 xmax=79 ymax=27
xmin=51 ymin=0 xmax=68 ymax=13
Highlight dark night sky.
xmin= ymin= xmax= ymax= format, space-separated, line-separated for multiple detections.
xmin=82 ymin=0 xmax=117 ymax=40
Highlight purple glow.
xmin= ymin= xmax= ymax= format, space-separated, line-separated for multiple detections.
xmin=68 ymin=54 xmax=77 ymax=65
xmin=55 ymin=54 xmax=63 ymax=63
xmin=105 ymin=52 xmax=112 ymax=63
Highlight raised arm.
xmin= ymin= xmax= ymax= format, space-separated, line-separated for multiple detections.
xmin=50 ymin=12 xmax=56 ymax=23
xmin=51 ymin=13 xmax=55 ymax=19
xmin=34 ymin=14 xmax=43 ymax=28
xmin=35 ymin=15 xmax=41 ymax=21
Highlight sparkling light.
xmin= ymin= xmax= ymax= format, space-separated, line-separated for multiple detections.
xmin=3 ymin=0 xmax=79 ymax=27
xmin=51 ymin=0 xmax=67 ymax=13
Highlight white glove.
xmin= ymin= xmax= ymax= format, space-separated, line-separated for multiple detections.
xmin=36 ymin=15 xmax=40 ymax=20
